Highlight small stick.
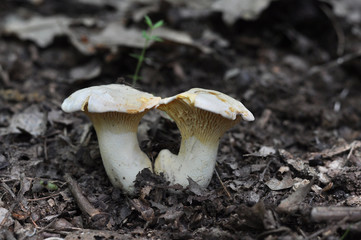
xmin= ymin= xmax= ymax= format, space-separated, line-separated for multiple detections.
xmin=64 ymin=173 xmax=102 ymax=219
xmin=43 ymin=138 xmax=48 ymax=162
xmin=1 ymin=182 xmax=17 ymax=199
xmin=311 ymin=206 xmax=361 ymax=222
xmin=36 ymin=218 xmax=60 ymax=234
xmin=319 ymin=4 xmax=345 ymax=56
xmin=306 ymin=217 xmax=348 ymax=240
xmin=257 ymin=226 xmax=292 ymax=239
xmin=27 ymin=192 xmax=62 ymax=202
xmin=0 ymin=181 xmax=19 ymax=227
xmin=30 ymin=215 xmax=39 ymax=228
xmin=307 ymin=51 xmax=361 ymax=77
xmin=214 ymin=166 xmax=232 ymax=200
xmin=0 ymin=64 xmax=10 ymax=87
xmin=347 ymin=141 xmax=358 ymax=160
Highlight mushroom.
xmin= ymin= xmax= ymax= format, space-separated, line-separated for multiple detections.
xmin=154 ymin=88 xmax=254 ymax=188
xmin=61 ymin=84 xmax=160 ymax=194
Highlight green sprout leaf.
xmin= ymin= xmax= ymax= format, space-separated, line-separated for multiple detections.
xmin=129 ymin=53 xmax=141 ymax=60
xmin=142 ymin=30 xmax=150 ymax=40
xmin=144 ymin=15 xmax=153 ymax=28
xmin=151 ymin=36 xmax=163 ymax=42
xmin=153 ymin=20 xmax=164 ymax=29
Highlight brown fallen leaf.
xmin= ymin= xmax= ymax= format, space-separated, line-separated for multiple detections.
xmin=129 ymin=198 xmax=154 ymax=223
xmin=159 ymin=207 xmax=184 ymax=223
xmin=187 ymin=177 xmax=205 ymax=196
xmin=308 ymin=140 xmax=361 ymax=160
xmin=140 ymin=185 xmax=153 ymax=201
xmin=276 ymin=179 xmax=313 ymax=213
xmin=265 ymin=173 xmax=294 ymax=191
xmin=3 ymin=15 xmax=71 ymax=47
xmin=3 ymin=105 xmax=47 ymax=137
xmin=237 ymin=201 xmax=277 ymax=230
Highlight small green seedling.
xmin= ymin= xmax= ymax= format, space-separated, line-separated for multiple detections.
xmin=40 ymin=180 xmax=59 ymax=191
xmin=130 ymin=15 xmax=164 ymax=86
xmin=340 ymin=227 xmax=350 ymax=240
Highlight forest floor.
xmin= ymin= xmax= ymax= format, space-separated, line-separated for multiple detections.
xmin=1 ymin=0 xmax=361 ymax=239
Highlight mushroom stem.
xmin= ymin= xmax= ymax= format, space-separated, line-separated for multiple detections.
xmin=155 ymin=136 xmax=219 ymax=187
xmin=88 ymin=112 xmax=152 ymax=194
xmin=154 ymin=99 xmax=240 ymax=187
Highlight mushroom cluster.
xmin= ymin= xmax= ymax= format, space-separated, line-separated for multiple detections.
xmin=62 ymin=84 xmax=254 ymax=194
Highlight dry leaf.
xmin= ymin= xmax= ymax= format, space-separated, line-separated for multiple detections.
xmin=130 ymin=199 xmax=154 ymax=222
xmin=265 ymin=173 xmax=294 ymax=191
xmin=277 ymin=179 xmax=313 ymax=213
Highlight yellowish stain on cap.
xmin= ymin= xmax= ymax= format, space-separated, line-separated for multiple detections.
xmin=229 ymin=106 xmax=236 ymax=113
xmin=126 ymin=109 xmax=139 ymax=114
xmin=81 ymin=96 xmax=90 ymax=111
xmin=176 ymin=93 xmax=197 ymax=105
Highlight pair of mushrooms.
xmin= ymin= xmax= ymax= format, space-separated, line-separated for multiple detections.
xmin=62 ymin=84 xmax=254 ymax=194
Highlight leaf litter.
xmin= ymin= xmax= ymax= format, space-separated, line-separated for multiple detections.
xmin=1 ymin=0 xmax=361 ymax=239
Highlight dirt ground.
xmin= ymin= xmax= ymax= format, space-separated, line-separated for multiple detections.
xmin=1 ymin=0 xmax=361 ymax=239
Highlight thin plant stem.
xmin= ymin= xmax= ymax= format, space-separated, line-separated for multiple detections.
xmin=130 ymin=16 xmax=163 ymax=86
xmin=132 ymin=29 xmax=152 ymax=86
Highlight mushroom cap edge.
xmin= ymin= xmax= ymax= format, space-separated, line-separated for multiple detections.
xmin=61 ymin=84 xmax=161 ymax=114
xmin=159 ymin=88 xmax=255 ymax=121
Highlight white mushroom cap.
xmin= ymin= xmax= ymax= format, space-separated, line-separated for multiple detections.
xmin=61 ymin=84 xmax=160 ymax=113
xmin=159 ymin=88 xmax=254 ymax=121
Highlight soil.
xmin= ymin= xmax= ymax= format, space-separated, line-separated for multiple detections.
xmin=1 ymin=0 xmax=361 ymax=239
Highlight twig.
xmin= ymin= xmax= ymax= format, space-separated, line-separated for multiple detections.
xmin=306 ymin=217 xmax=349 ymax=240
xmin=309 ymin=140 xmax=361 ymax=160
xmin=305 ymin=225 xmax=334 ymax=240
xmin=43 ymin=138 xmax=48 ymax=162
xmin=27 ymin=192 xmax=62 ymax=202
xmin=36 ymin=218 xmax=60 ymax=234
xmin=259 ymin=159 xmax=275 ymax=182
xmin=63 ymin=174 xmax=104 ymax=219
xmin=79 ymin=123 xmax=92 ymax=146
xmin=296 ymin=226 xmax=307 ymax=239
xmin=214 ymin=166 xmax=232 ymax=200
xmin=0 ymin=64 xmax=10 ymax=87
xmin=311 ymin=206 xmax=361 ymax=222
xmin=347 ymin=141 xmax=358 ymax=160
xmin=0 ymin=181 xmax=18 ymax=227
xmin=30 ymin=215 xmax=39 ymax=228
xmin=257 ymin=226 xmax=292 ymax=239
xmin=319 ymin=4 xmax=345 ymax=56
xmin=60 ymin=229 xmax=132 ymax=239
xmin=37 ymin=217 xmax=82 ymax=235
xmin=256 ymin=109 xmax=272 ymax=129
xmin=1 ymin=181 xmax=17 ymax=199
xmin=307 ymin=50 xmax=361 ymax=77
